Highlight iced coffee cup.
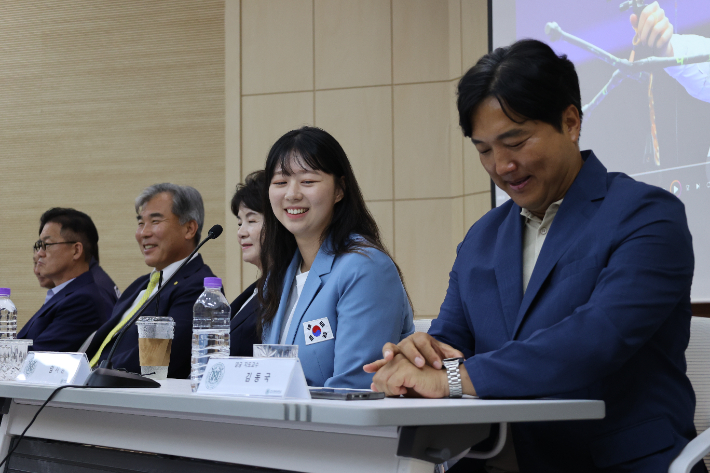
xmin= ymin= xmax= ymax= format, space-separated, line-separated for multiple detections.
xmin=136 ymin=316 xmax=175 ymax=379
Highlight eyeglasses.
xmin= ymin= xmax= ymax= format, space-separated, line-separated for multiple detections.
xmin=33 ymin=240 xmax=78 ymax=253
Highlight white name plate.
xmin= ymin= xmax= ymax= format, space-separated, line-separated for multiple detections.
xmin=195 ymin=356 xmax=310 ymax=399
xmin=15 ymin=352 xmax=91 ymax=385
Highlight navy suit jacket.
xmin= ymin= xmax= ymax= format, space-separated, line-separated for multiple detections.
xmin=85 ymin=255 xmax=215 ymax=379
xmin=430 ymin=151 xmax=704 ymax=472
xmin=229 ymin=282 xmax=260 ymax=357
xmin=18 ymin=270 xmax=112 ymax=352
xmin=90 ymin=259 xmax=120 ymax=305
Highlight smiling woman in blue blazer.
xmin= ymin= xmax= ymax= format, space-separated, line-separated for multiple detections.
xmin=258 ymin=126 xmax=414 ymax=388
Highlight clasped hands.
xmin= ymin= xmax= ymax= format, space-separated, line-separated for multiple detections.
xmin=363 ymin=332 xmax=475 ymax=398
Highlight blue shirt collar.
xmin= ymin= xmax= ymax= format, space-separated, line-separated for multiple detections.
xmin=44 ymin=277 xmax=76 ymax=305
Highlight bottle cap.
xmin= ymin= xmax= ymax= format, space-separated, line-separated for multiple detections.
xmin=204 ymin=277 xmax=222 ymax=288
xmin=0 ymin=288 xmax=9 ymax=297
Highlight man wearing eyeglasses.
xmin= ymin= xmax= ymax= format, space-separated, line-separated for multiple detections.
xmin=18 ymin=208 xmax=114 ymax=352
xmin=32 ymin=230 xmax=120 ymax=307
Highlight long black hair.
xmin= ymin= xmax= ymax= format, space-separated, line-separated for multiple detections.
xmin=256 ymin=126 xmax=409 ymax=336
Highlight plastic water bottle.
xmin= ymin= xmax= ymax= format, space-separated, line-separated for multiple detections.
xmin=190 ymin=277 xmax=230 ymax=392
xmin=0 ymin=288 xmax=17 ymax=339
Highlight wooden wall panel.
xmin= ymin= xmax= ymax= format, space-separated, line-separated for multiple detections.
xmin=0 ymin=1 xmax=225 ymax=327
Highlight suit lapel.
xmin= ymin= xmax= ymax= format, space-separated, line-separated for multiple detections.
xmin=151 ymin=254 xmax=203 ymax=316
xmin=231 ymin=282 xmax=257 ymax=319
xmin=512 ymin=152 xmax=608 ymax=338
xmin=31 ymin=292 xmax=62 ymax=319
xmin=18 ymin=296 xmax=59 ymax=338
xmin=109 ymin=276 xmax=150 ymax=325
xmin=265 ymin=253 xmax=301 ymax=344
xmin=493 ymin=204 xmax=525 ymax=337
xmin=19 ymin=272 xmax=91 ymax=337
xmin=231 ymin=295 xmax=258 ymax=332
xmin=284 ymin=241 xmax=336 ymax=345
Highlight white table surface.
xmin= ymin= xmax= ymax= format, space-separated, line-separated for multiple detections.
xmin=0 ymin=379 xmax=605 ymax=426
xmin=0 ymin=379 xmax=605 ymax=473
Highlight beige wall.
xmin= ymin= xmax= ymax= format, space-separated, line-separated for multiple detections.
xmin=0 ymin=0 xmax=490 ymax=329
xmin=0 ymin=1 xmax=226 ymax=327
xmin=237 ymin=0 xmax=490 ymax=317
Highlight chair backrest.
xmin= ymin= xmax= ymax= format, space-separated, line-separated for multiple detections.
xmin=687 ymin=316 xmax=710 ymax=470
xmin=413 ymin=318 xmax=433 ymax=334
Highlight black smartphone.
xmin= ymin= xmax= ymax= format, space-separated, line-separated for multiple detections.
xmin=309 ymin=387 xmax=385 ymax=400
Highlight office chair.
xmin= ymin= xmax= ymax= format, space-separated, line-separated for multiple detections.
xmin=669 ymin=316 xmax=710 ymax=473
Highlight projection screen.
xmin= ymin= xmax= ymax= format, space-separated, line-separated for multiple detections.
xmin=491 ymin=0 xmax=710 ymax=301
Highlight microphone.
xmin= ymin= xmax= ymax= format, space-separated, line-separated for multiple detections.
xmin=84 ymin=225 xmax=224 ymax=388
xmin=208 ymin=225 xmax=223 ymax=238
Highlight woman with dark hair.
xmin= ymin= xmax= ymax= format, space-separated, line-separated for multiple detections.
xmin=229 ymin=170 xmax=266 ymax=356
xmin=258 ymin=126 xmax=414 ymax=388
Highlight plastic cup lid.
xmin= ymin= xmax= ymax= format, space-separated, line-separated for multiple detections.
xmin=204 ymin=277 xmax=222 ymax=288
xmin=0 ymin=288 xmax=10 ymax=297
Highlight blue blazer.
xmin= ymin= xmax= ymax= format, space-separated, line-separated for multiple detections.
xmin=18 ymin=270 xmax=112 ymax=352
xmin=85 ymin=255 xmax=215 ymax=379
xmin=230 ymin=282 xmax=260 ymax=357
xmin=263 ymin=239 xmax=415 ymax=388
xmin=430 ymin=151 xmax=704 ymax=472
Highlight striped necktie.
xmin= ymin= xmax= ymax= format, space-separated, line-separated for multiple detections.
xmin=90 ymin=271 xmax=161 ymax=367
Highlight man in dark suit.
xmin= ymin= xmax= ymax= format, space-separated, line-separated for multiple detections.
xmin=86 ymin=183 xmax=215 ymax=379
xmin=367 ymin=40 xmax=704 ymax=473
xmin=19 ymin=208 xmax=113 ymax=351
xmin=33 ymin=232 xmax=120 ymax=307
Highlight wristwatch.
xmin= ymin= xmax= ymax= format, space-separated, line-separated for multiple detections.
xmin=442 ymin=357 xmax=465 ymax=398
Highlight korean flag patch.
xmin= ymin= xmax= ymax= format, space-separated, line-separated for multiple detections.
xmin=303 ymin=317 xmax=334 ymax=345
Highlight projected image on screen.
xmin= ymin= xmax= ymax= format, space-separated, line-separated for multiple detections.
xmin=493 ymin=0 xmax=710 ymax=301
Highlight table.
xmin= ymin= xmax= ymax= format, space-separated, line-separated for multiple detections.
xmin=0 ymin=380 xmax=604 ymax=473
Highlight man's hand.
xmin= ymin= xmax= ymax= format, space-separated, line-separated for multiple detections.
xmin=630 ymin=1 xmax=674 ymax=57
xmin=363 ymin=332 xmax=464 ymax=373
xmin=369 ymin=353 xmax=450 ymax=397
xmin=363 ymin=333 xmax=475 ymax=398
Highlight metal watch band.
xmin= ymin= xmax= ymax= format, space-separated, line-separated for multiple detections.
xmin=443 ymin=357 xmax=464 ymax=398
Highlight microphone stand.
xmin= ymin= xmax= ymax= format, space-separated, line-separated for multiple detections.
xmin=84 ymin=225 xmax=223 ymax=388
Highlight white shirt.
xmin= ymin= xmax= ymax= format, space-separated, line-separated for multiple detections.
xmin=521 ymin=199 xmax=563 ymax=293
xmin=279 ymin=267 xmax=309 ymax=344
xmin=117 ymin=253 xmax=197 ymax=321
xmin=44 ymin=278 xmax=76 ymax=305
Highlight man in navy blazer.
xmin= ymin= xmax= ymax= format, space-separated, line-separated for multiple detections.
xmin=20 ymin=208 xmax=113 ymax=351
xmin=85 ymin=183 xmax=215 ymax=379
xmin=368 ymin=40 xmax=704 ymax=472
xmin=32 ymin=206 xmax=120 ymax=308
xmin=34 ymin=242 xmax=120 ymax=307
